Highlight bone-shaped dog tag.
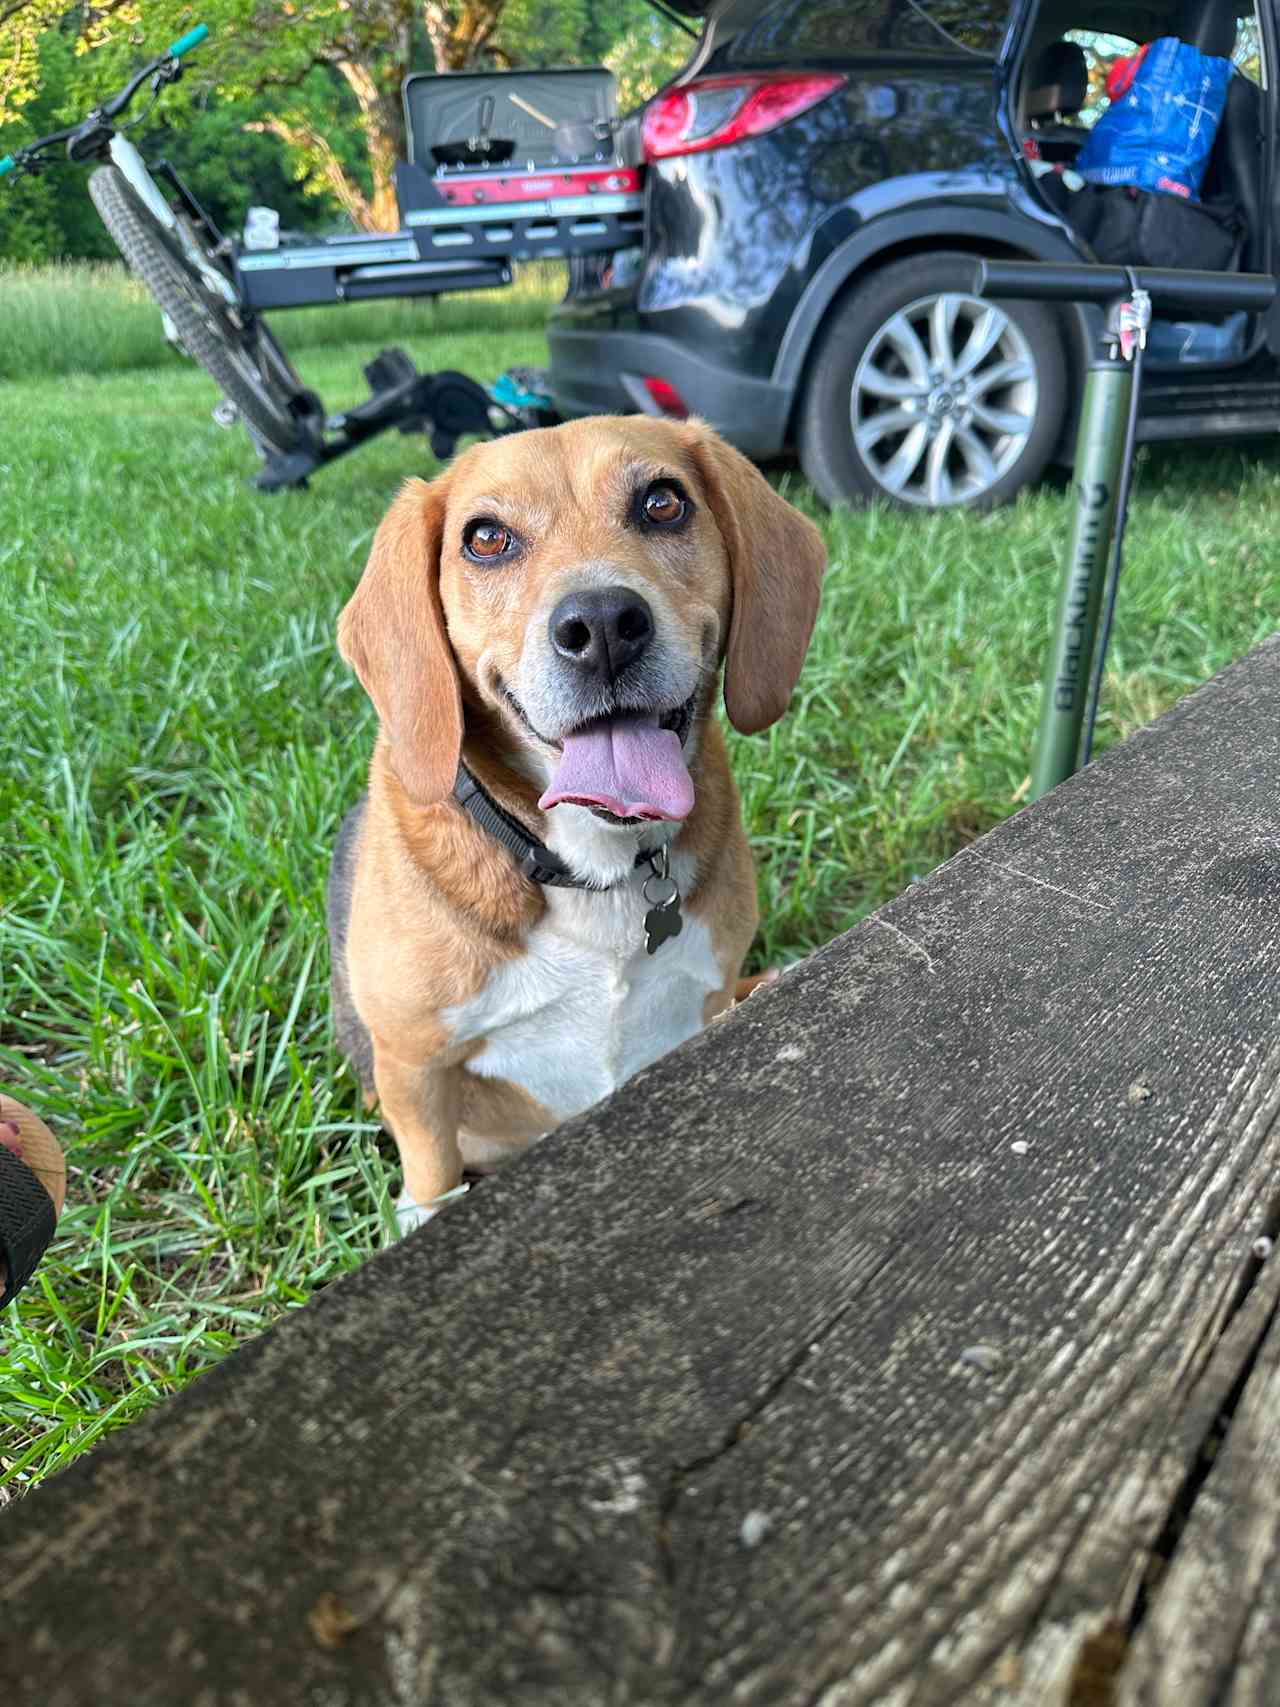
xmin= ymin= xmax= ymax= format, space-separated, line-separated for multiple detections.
xmin=641 ymin=847 xmax=683 ymax=955
xmin=644 ymin=895 xmax=683 ymax=955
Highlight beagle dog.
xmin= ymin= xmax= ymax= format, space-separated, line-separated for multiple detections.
xmin=327 ymin=416 xmax=826 ymax=1229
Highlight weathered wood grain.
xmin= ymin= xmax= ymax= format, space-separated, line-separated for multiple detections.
xmin=5 ymin=635 xmax=1280 ymax=1707
xmin=1114 ymin=1253 xmax=1280 ymax=1706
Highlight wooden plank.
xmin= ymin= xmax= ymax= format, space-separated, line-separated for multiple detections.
xmin=5 ymin=636 xmax=1280 ymax=1707
xmin=1114 ymin=1265 xmax=1280 ymax=1706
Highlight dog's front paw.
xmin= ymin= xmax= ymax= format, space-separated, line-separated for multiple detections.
xmin=395 ymin=1188 xmax=440 ymax=1235
xmin=734 ymin=968 xmax=781 ymax=1003
xmin=394 ymin=1182 xmax=470 ymax=1236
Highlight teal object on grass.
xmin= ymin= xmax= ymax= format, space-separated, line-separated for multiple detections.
xmin=168 ymin=24 xmax=209 ymax=58
xmin=491 ymin=370 xmax=553 ymax=412
xmin=0 ymin=156 xmax=15 ymax=178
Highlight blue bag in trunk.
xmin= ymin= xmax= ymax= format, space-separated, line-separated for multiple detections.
xmin=1075 ymin=36 xmax=1233 ymax=200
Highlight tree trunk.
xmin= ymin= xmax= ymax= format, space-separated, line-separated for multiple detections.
xmin=335 ymin=59 xmax=405 ymax=233
xmin=248 ymin=0 xmax=515 ymax=231
xmin=422 ymin=0 xmax=509 ymax=72
xmin=246 ymin=116 xmax=397 ymax=233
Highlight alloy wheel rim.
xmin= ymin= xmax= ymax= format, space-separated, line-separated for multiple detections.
xmin=850 ymin=292 xmax=1038 ymax=507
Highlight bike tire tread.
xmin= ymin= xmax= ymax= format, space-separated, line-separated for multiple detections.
xmin=89 ymin=164 xmax=304 ymax=456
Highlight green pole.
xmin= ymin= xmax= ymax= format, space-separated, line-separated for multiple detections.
xmin=1029 ymin=361 xmax=1132 ymax=801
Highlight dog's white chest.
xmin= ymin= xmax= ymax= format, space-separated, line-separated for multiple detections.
xmin=445 ymin=883 xmax=723 ymax=1120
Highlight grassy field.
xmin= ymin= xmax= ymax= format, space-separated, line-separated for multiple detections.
xmin=3 ymin=263 xmax=1280 ymax=1500
xmin=0 ymin=259 xmax=562 ymax=382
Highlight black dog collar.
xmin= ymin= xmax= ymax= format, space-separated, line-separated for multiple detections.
xmin=453 ymin=763 xmax=655 ymax=891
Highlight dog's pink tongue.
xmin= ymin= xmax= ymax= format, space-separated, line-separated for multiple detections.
xmin=539 ymin=715 xmax=693 ymax=821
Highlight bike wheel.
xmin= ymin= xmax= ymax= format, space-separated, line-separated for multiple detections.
xmin=89 ymin=165 xmax=307 ymax=456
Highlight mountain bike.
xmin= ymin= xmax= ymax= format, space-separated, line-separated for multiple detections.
xmin=1 ymin=25 xmax=317 ymax=457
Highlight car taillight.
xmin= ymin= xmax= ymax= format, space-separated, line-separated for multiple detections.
xmin=643 ymin=376 xmax=688 ymax=417
xmin=642 ymin=72 xmax=846 ymax=162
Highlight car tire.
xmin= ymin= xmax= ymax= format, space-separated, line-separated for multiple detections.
xmin=797 ymin=252 xmax=1068 ymax=510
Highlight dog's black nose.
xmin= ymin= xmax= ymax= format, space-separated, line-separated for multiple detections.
xmin=549 ymin=586 xmax=654 ymax=680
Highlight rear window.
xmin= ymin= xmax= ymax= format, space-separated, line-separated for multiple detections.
xmin=732 ymin=0 xmax=1012 ymax=60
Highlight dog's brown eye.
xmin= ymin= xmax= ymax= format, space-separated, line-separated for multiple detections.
xmin=643 ymin=483 xmax=686 ymax=526
xmin=464 ymin=520 xmax=515 ymax=561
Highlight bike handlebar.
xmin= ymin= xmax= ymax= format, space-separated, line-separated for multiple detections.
xmin=1 ymin=23 xmax=209 ymax=175
xmin=169 ymin=24 xmax=209 ymax=58
xmin=976 ymin=259 xmax=1276 ymax=314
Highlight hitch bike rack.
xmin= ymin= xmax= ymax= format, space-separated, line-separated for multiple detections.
xmin=252 ymin=354 xmax=531 ymax=492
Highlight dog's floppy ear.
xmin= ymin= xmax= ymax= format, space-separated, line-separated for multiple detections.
xmin=338 ymin=475 xmax=462 ymax=805
xmin=684 ymin=423 xmax=827 ymax=735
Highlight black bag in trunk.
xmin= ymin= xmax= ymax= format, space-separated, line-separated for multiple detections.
xmin=1067 ymin=183 xmax=1244 ymax=271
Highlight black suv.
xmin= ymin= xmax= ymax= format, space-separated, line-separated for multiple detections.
xmin=547 ymin=0 xmax=1271 ymax=509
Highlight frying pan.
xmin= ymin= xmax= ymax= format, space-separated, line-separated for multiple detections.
xmin=431 ymin=95 xmax=516 ymax=168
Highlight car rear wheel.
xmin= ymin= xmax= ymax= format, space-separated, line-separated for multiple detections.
xmin=798 ymin=253 xmax=1067 ymax=510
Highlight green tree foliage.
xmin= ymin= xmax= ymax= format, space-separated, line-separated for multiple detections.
xmin=0 ymin=0 xmax=134 ymax=121
xmin=148 ymin=86 xmax=360 ymax=233
xmin=604 ymin=8 xmax=689 ymax=111
xmin=499 ymin=0 xmax=689 ymax=107
xmin=0 ymin=164 xmax=62 ymax=258
xmin=0 ymin=26 xmax=120 ymax=260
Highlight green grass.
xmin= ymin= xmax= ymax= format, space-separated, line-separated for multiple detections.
xmin=4 ymin=272 xmax=1280 ymax=1502
xmin=0 ymin=259 xmax=561 ymax=381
